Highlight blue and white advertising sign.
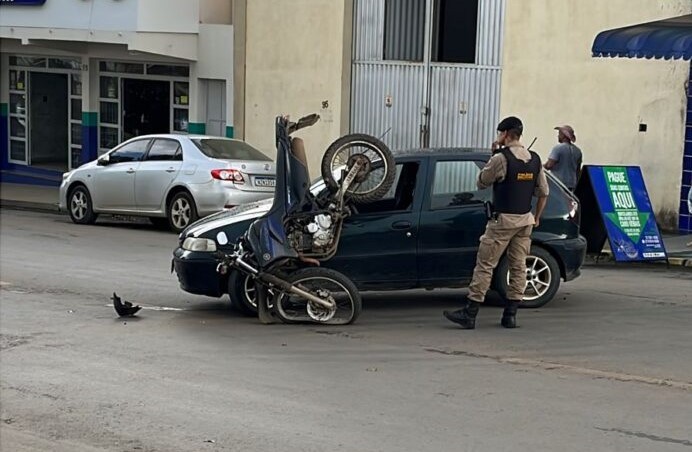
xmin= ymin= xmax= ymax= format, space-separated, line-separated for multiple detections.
xmin=587 ymin=166 xmax=667 ymax=262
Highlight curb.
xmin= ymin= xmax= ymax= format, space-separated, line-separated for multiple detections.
xmin=585 ymin=252 xmax=692 ymax=268
xmin=0 ymin=200 xmax=61 ymax=215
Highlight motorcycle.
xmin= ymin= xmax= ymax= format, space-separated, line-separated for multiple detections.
xmin=214 ymin=114 xmax=396 ymax=325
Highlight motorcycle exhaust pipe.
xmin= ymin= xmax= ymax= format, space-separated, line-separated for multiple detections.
xmin=258 ymin=272 xmax=335 ymax=310
xmin=232 ymin=256 xmax=334 ymax=309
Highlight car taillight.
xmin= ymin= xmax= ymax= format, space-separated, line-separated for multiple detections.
xmin=211 ymin=169 xmax=245 ymax=184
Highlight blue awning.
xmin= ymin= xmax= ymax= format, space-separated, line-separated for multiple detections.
xmin=592 ymin=14 xmax=692 ymax=60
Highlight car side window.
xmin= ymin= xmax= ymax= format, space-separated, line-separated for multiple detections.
xmin=110 ymin=140 xmax=150 ymax=164
xmin=431 ymin=160 xmax=490 ymax=209
xmin=145 ymin=139 xmax=182 ymax=161
xmin=353 ymin=162 xmax=420 ymax=214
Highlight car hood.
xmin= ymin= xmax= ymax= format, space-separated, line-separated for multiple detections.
xmin=183 ymin=198 xmax=273 ymax=238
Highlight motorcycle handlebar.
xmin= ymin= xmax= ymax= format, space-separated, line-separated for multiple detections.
xmin=287 ymin=113 xmax=320 ymax=134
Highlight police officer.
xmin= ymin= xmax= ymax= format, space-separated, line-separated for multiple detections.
xmin=444 ymin=116 xmax=549 ymax=329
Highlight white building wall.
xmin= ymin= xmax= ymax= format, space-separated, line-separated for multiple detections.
xmin=0 ymin=0 xmax=138 ymax=31
xmin=197 ymin=24 xmax=234 ymax=132
xmin=0 ymin=0 xmax=201 ymax=34
xmin=200 ymin=0 xmax=233 ymax=25
xmin=243 ymin=0 xmax=352 ymax=168
xmin=500 ymin=0 xmax=692 ymax=228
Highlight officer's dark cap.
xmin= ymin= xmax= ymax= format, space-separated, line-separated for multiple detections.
xmin=497 ymin=116 xmax=523 ymax=135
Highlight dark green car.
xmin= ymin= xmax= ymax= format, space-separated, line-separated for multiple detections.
xmin=173 ymin=149 xmax=586 ymax=313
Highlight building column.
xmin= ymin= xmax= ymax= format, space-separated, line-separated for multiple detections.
xmin=187 ymin=63 xmax=206 ymax=135
xmin=80 ymin=58 xmax=99 ymax=164
xmin=0 ymin=53 xmax=10 ymax=170
xmin=225 ymin=75 xmax=234 ymax=138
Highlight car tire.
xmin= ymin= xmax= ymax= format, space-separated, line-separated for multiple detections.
xmin=493 ymin=246 xmax=561 ymax=309
xmin=229 ymin=270 xmax=258 ymax=316
xmin=167 ymin=191 xmax=198 ymax=233
xmin=68 ymin=185 xmax=98 ymax=225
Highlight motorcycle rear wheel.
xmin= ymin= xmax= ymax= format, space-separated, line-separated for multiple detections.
xmin=272 ymin=267 xmax=362 ymax=325
xmin=321 ymin=133 xmax=396 ymax=204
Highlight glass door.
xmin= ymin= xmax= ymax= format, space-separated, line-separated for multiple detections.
xmin=8 ymin=69 xmax=28 ymax=165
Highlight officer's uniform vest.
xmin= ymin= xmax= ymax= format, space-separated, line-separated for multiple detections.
xmin=492 ymin=147 xmax=541 ymax=215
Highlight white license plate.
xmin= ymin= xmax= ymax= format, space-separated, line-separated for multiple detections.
xmin=254 ymin=177 xmax=276 ymax=187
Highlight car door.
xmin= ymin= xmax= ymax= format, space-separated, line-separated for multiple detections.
xmin=328 ymin=160 xmax=425 ymax=288
xmin=91 ymin=139 xmax=150 ymax=210
xmin=135 ymin=138 xmax=183 ymax=211
xmin=417 ymin=157 xmax=491 ymax=283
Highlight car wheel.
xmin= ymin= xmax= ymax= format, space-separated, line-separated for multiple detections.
xmin=68 ymin=186 xmax=98 ymax=225
xmin=229 ymin=270 xmax=258 ymax=316
xmin=493 ymin=246 xmax=560 ymax=308
xmin=167 ymin=191 xmax=198 ymax=233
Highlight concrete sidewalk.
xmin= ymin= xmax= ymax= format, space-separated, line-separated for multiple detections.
xmin=0 ymin=182 xmax=60 ymax=213
xmin=1 ymin=181 xmax=690 ymax=266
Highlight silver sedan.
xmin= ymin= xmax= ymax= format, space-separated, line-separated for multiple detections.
xmin=59 ymin=134 xmax=276 ymax=232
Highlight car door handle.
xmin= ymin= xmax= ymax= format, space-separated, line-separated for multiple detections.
xmin=126 ymin=168 xmax=136 ymax=174
xmin=391 ymin=220 xmax=412 ymax=230
xmin=165 ymin=168 xmax=176 ymax=173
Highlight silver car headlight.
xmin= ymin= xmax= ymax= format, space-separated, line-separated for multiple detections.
xmin=62 ymin=171 xmax=72 ymax=180
xmin=182 ymin=237 xmax=217 ymax=252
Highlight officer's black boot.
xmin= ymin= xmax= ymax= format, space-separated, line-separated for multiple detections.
xmin=443 ymin=300 xmax=481 ymax=329
xmin=501 ymin=300 xmax=519 ymax=328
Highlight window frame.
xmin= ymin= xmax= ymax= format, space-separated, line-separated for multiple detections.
xmin=426 ymin=157 xmax=490 ymax=211
xmin=143 ymin=138 xmax=183 ymax=162
xmin=107 ymin=138 xmax=152 ymax=164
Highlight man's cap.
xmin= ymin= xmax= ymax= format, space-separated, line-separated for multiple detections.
xmin=497 ymin=116 xmax=523 ymax=134
xmin=555 ymin=125 xmax=576 ymax=142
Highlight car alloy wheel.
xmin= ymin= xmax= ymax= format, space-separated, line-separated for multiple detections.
xmin=243 ymin=274 xmax=258 ymax=309
xmin=68 ymin=186 xmax=97 ymax=225
xmin=509 ymin=255 xmax=552 ymax=302
xmin=70 ymin=190 xmax=88 ymax=221
xmin=493 ymin=246 xmax=560 ymax=308
xmin=171 ymin=197 xmax=192 ymax=230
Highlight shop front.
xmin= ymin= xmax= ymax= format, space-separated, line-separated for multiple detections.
xmin=1 ymin=53 xmax=191 ymax=185
xmin=95 ymin=61 xmax=190 ymax=155
xmin=592 ymin=13 xmax=692 ymax=232
xmin=6 ymin=55 xmax=83 ymax=176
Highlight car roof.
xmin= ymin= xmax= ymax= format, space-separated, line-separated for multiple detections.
xmin=393 ymin=147 xmax=492 ymax=160
xmin=126 ymin=134 xmax=240 ymax=141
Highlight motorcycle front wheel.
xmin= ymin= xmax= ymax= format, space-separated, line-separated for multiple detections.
xmin=272 ymin=267 xmax=362 ymax=325
xmin=321 ymin=133 xmax=396 ymax=204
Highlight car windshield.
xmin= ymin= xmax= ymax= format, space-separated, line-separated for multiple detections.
xmin=192 ymin=139 xmax=271 ymax=161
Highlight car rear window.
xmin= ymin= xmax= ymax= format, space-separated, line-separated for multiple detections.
xmin=192 ymin=139 xmax=271 ymax=161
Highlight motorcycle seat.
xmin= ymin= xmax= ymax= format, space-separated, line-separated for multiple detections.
xmin=290 ymin=137 xmax=310 ymax=181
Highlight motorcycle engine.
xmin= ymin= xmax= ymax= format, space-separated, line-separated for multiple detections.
xmin=306 ymin=214 xmax=333 ymax=248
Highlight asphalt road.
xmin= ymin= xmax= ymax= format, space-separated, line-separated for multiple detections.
xmin=1 ymin=209 xmax=691 ymax=452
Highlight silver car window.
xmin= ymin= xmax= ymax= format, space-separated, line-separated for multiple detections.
xmin=146 ymin=139 xmax=182 ymax=161
xmin=109 ymin=139 xmax=150 ymax=163
xmin=192 ymin=139 xmax=271 ymax=161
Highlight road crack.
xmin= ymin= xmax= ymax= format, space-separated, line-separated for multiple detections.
xmin=425 ymin=348 xmax=692 ymax=391
xmin=596 ymin=427 xmax=692 ymax=447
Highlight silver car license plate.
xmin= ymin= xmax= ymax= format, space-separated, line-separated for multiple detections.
xmin=254 ymin=177 xmax=276 ymax=187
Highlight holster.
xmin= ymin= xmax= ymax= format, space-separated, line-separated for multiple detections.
xmin=484 ymin=201 xmax=497 ymax=220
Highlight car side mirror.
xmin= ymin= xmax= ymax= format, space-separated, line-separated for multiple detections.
xmin=97 ymin=155 xmax=110 ymax=166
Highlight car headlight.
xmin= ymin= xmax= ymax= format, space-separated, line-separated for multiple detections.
xmin=182 ymin=237 xmax=217 ymax=252
xmin=62 ymin=171 xmax=72 ymax=180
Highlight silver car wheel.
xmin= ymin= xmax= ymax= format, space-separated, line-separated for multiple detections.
xmin=171 ymin=198 xmax=191 ymax=229
xmin=507 ymin=255 xmax=552 ymax=302
xmin=70 ymin=191 xmax=88 ymax=220
xmin=243 ymin=275 xmax=258 ymax=309
xmin=243 ymin=274 xmax=274 ymax=309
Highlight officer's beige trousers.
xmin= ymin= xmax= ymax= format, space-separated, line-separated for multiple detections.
xmin=467 ymin=224 xmax=533 ymax=302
